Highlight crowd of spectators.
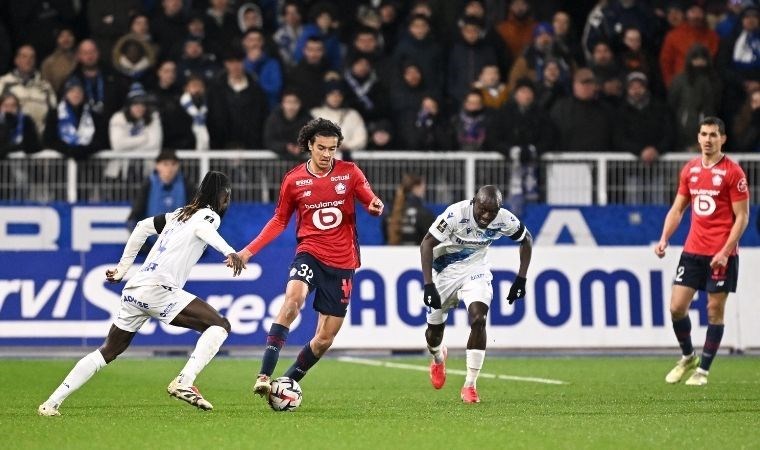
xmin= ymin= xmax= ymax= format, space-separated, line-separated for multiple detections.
xmin=1 ymin=0 xmax=760 ymax=165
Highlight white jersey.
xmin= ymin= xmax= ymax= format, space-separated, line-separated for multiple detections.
xmin=428 ymin=200 xmax=527 ymax=275
xmin=115 ymin=207 xmax=235 ymax=290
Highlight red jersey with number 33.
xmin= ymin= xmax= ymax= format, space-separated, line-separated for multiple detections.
xmin=249 ymin=160 xmax=377 ymax=269
xmin=677 ymin=155 xmax=749 ymax=256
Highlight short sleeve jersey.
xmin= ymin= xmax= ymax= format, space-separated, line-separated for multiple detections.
xmin=677 ymin=155 xmax=749 ymax=256
xmin=126 ymin=208 xmax=223 ymax=289
xmin=427 ymin=200 xmax=528 ymax=273
xmin=275 ymin=160 xmax=377 ymax=269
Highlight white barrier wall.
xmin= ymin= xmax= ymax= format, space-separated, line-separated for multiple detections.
xmin=334 ymin=247 xmax=760 ymax=350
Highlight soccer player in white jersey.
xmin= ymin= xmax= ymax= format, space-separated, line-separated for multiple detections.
xmin=420 ymin=185 xmax=532 ymax=403
xmin=38 ymin=171 xmax=245 ymax=416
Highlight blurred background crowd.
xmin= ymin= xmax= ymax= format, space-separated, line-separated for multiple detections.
xmin=1 ymin=0 xmax=760 ymax=163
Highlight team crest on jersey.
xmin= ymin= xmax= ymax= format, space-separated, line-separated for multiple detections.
xmin=203 ymin=215 xmax=214 ymax=224
xmin=335 ymin=182 xmax=346 ymax=194
xmin=738 ymin=177 xmax=748 ymax=193
xmin=712 ymin=175 xmax=722 ymax=186
xmin=485 ymin=229 xmax=496 ymax=237
xmin=436 ymin=220 xmax=447 ymax=232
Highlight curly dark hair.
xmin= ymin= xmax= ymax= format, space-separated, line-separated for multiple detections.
xmin=176 ymin=171 xmax=230 ymax=222
xmin=297 ymin=117 xmax=344 ymax=153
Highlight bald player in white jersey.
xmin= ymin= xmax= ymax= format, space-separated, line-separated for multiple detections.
xmin=38 ymin=171 xmax=245 ymax=416
xmin=421 ymin=185 xmax=532 ymax=403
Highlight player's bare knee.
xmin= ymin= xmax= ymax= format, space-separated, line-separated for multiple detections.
xmin=215 ymin=317 xmax=231 ymax=333
xmin=280 ymin=299 xmax=302 ymax=322
xmin=669 ymin=306 xmax=688 ymax=319
xmin=706 ymin=306 xmax=724 ymax=324
xmin=470 ymin=314 xmax=487 ymax=330
xmin=312 ymin=335 xmax=334 ymax=354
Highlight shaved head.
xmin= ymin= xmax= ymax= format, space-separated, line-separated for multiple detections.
xmin=475 ymin=185 xmax=502 ymax=208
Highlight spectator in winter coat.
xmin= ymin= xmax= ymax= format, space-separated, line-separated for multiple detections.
xmin=0 ymin=92 xmax=40 ymax=158
xmin=206 ymin=46 xmax=268 ymax=149
xmin=660 ymin=4 xmax=719 ymax=88
xmin=44 ymin=77 xmax=108 ymax=160
xmin=310 ymin=79 xmax=368 ymax=153
xmin=264 ymin=90 xmax=311 ymax=159
xmin=107 ymin=83 xmax=162 ymax=180
xmin=0 ymin=45 xmax=56 ymax=138
xmin=40 ymin=28 xmax=77 ymax=94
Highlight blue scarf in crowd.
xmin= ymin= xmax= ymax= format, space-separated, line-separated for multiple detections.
xmin=57 ymin=101 xmax=95 ymax=146
xmin=12 ymin=113 xmax=24 ymax=145
xmin=146 ymin=171 xmax=187 ymax=218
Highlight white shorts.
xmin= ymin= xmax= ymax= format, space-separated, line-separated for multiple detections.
xmin=426 ymin=268 xmax=492 ymax=325
xmin=115 ymin=285 xmax=196 ymax=332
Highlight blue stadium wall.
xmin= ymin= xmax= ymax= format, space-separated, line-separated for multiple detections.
xmin=1 ymin=203 xmax=760 ymax=349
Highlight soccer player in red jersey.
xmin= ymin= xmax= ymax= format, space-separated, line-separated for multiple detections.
xmin=655 ymin=117 xmax=749 ymax=386
xmin=238 ymin=118 xmax=384 ymax=398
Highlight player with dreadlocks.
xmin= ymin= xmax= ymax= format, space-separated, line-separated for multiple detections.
xmin=38 ymin=171 xmax=246 ymax=416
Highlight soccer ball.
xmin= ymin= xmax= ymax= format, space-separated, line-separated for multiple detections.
xmin=268 ymin=377 xmax=303 ymax=412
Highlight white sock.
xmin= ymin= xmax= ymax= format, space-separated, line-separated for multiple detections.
xmin=48 ymin=350 xmax=107 ymax=405
xmin=428 ymin=344 xmax=443 ymax=364
xmin=177 ymin=326 xmax=228 ymax=386
xmin=464 ymin=349 xmax=485 ymax=388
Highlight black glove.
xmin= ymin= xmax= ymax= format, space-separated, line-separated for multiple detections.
xmin=507 ymin=276 xmax=527 ymax=305
xmin=423 ymin=283 xmax=442 ymax=309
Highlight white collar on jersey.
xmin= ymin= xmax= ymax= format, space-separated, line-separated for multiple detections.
xmin=306 ymin=159 xmax=335 ymax=178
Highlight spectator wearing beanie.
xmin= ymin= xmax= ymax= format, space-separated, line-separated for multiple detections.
xmin=508 ymin=22 xmax=573 ymax=97
xmin=107 ymin=82 xmax=162 ymax=181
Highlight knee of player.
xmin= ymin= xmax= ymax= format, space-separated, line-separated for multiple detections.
xmin=706 ymin=305 xmax=725 ymax=322
xmin=669 ymin=305 xmax=687 ymax=319
xmin=216 ymin=317 xmax=232 ymax=334
xmin=469 ymin=314 xmax=487 ymax=329
xmin=312 ymin=334 xmax=335 ymax=351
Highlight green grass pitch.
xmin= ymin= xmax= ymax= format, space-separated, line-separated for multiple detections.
xmin=2 ymin=355 xmax=759 ymax=449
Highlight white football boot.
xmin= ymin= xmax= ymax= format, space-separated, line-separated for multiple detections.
xmin=665 ymin=354 xmax=700 ymax=384
xmin=685 ymin=368 xmax=709 ymax=386
xmin=37 ymin=401 xmax=61 ymax=417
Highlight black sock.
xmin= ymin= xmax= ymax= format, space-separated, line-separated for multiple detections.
xmin=260 ymin=323 xmax=289 ymax=376
xmin=699 ymin=324 xmax=724 ymax=372
xmin=283 ymin=343 xmax=320 ymax=382
xmin=672 ymin=316 xmax=694 ymax=356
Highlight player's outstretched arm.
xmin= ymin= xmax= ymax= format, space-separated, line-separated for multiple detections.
xmin=106 ymin=215 xmax=163 ymax=282
xmin=194 ymin=220 xmax=239 ymax=266
xmin=240 ymin=214 xmax=290 ymax=262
